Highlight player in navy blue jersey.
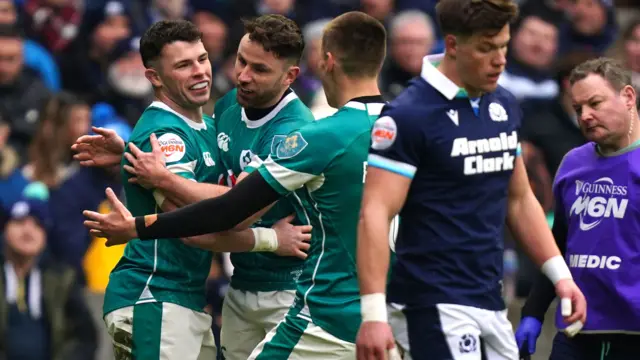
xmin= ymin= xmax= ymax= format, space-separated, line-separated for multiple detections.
xmin=355 ymin=1 xmax=587 ymax=360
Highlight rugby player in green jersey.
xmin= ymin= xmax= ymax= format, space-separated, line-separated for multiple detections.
xmin=73 ymin=19 xmax=310 ymax=360
xmin=76 ymin=14 xmax=319 ymax=360
xmin=83 ymin=11 xmax=403 ymax=360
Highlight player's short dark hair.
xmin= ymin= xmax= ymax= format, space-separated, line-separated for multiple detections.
xmin=242 ymin=14 xmax=304 ymax=65
xmin=569 ymin=57 xmax=632 ymax=92
xmin=140 ymin=20 xmax=202 ymax=68
xmin=436 ymin=0 xmax=519 ymax=37
xmin=321 ymin=11 xmax=387 ymax=78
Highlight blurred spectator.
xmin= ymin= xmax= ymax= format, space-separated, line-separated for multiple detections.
xmin=293 ymin=19 xmax=329 ymax=106
xmin=23 ymin=92 xmax=90 ymax=188
xmin=0 ymin=112 xmax=26 ymax=212
xmin=23 ymin=93 xmax=120 ymax=284
xmin=192 ymin=10 xmax=228 ymax=65
xmin=380 ymin=10 xmax=435 ymax=100
xmin=0 ymin=24 xmax=51 ymax=163
xmin=59 ymin=0 xmax=132 ymax=100
xmin=360 ymin=0 xmax=394 ymax=23
xmin=104 ymin=36 xmax=152 ymax=125
xmin=610 ymin=16 xmax=640 ymax=96
xmin=0 ymin=198 xmax=98 ymax=360
xmin=499 ymin=6 xmax=562 ymax=102
xmin=0 ymin=0 xmax=60 ymax=91
xmin=559 ymin=0 xmax=618 ymax=55
xmin=234 ymin=0 xmax=299 ymax=22
xmin=22 ymin=0 xmax=82 ymax=54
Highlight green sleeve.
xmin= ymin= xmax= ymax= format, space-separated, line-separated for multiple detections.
xmin=258 ymin=123 xmax=335 ymax=195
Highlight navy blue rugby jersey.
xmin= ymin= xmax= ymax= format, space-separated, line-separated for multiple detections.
xmin=368 ymin=55 xmax=523 ymax=311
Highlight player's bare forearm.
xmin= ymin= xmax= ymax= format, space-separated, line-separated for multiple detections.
xmin=357 ymin=204 xmax=391 ymax=295
xmin=358 ymin=167 xmax=410 ymax=295
xmin=183 ymin=229 xmax=257 ymax=252
xmin=156 ymin=172 xmax=230 ymax=207
xmin=507 ymin=157 xmax=561 ymax=266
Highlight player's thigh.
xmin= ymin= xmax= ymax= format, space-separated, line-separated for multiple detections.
xmin=220 ymin=288 xmax=270 ymax=360
xmin=137 ymin=302 xmax=214 ymax=360
xmin=388 ymin=303 xmax=412 ymax=359
xmin=479 ymin=309 xmax=519 ymax=360
xmin=404 ymin=304 xmax=483 ymax=360
xmin=248 ymin=314 xmax=354 ymax=360
xmin=104 ymin=306 xmax=134 ymax=360
xmin=256 ymin=289 xmax=296 ymax=333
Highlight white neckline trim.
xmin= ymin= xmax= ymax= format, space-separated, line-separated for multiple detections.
xmin=241 ymin=91 xmax=298 ymax=129
xmin=420 ymin=54 xmax=460 ymax=100
xmin=344 ymin=101 xmax=386 ymax=116
xmin=148 ymin=101 xmax=207 ymax=131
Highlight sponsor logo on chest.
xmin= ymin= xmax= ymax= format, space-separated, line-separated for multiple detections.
xmin=569 ymin=177 xmax=628 ymax=231
xmin=450 ymin=131 xmax=518 ymax=175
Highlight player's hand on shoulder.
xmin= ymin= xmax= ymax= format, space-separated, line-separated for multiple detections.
xmin=84 ymin=188 xmax=137 ymax=246
xmin=124 ymin=133 xmax=169 ymax=189
xmin=272 ymin=214 xmax=312 ymax=259
xmin=72 ymin=126 xmax=125 ymax=168
xmin=555 ymin=278 xmax=587 ymax=336
xmin=356 ymin=321 xmax=399 ymax=360
xmin=515 ymin=316 xmax=542 ymax=356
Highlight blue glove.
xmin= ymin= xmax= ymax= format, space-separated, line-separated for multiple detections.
xmin=515 ymin=317 xmax=542 ymax=355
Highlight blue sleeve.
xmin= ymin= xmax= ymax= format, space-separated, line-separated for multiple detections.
xmin=23 ymin=40 xmax=61 ymax=91
xmin=367 ymin=105 xmax=423 ymax=179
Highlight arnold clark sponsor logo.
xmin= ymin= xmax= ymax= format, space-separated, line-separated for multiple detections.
xmin=569 ymin=177 xmax=628 ymax=231
xmin=450 ymin=131 xmax=518 ymax=175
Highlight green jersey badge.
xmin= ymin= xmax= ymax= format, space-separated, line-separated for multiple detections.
xmin=276 ymin=132 xmax=308 ymax=159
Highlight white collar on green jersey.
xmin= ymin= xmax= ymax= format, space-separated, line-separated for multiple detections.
xmin=344 ymin=101 xmax=385 ymax=116
xmin=421 ymin=54 xmax=469 ymax=100
xmin=148 ymin=101 xmax=207 ymax=131
xmin=241 ymin=91 xmax=299 ymax=129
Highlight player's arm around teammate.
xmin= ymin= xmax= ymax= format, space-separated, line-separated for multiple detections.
xmin=74 ymin=128 xmax=310 ymax=257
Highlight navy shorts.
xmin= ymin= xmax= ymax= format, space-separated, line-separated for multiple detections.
xmin=550 ymin=332 xmax=640 ymax=360
xmin=404 ymin=304 xmax=518 ymax=360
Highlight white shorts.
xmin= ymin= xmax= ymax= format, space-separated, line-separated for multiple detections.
xmin=104 ymin=302 xmax=216 ymax=360
xmin=404 ymin=303 xmax=518 ymax=360
xmin=388 ymin=303 xmax=412 ymax=360
xmin=220 ymin=287 xmax=295 ymax=360
xmin=248 ymin=310 xmax=355 ymax=359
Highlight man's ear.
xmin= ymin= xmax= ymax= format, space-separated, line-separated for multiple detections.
xmin=283 ymin=65 xmax=300 ymax=87
xmin=621 ymin=85 xmax=637 ymax=110
xmin=145 ymin=68 xmax=162 ymax=88
xmin=444 ymin=34 xmax=459 ymax=59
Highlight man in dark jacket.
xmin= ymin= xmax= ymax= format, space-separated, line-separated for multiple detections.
xmin=0 ymin=197 xmax=98 ymax=360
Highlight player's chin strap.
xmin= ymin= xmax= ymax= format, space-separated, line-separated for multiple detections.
xmin=541 ymin=255 xmax=584 ymax=337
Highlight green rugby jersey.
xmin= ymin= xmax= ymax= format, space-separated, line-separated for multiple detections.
xmin=214 ymin=89 xmax=315 ymax=291
xmin=257 ymin=98 xmax=385 ymax=342
xmin=104 ymin=102 xmax=222 ymax=316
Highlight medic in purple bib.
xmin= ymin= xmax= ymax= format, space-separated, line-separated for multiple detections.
xmin=516 ymin=57 xmax=640 ymax=360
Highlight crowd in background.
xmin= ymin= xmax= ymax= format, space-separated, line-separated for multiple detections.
xmin=0 ymin=0 xmax=637 ymax=359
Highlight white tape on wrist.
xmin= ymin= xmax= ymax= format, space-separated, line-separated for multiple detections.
xmin=541 ymin=255 xmax=572 ymax=285
xmin=361 ymin=293 xmax=387 ymax=323
xmin=251 ymin=228 xmax=279 ymax=252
